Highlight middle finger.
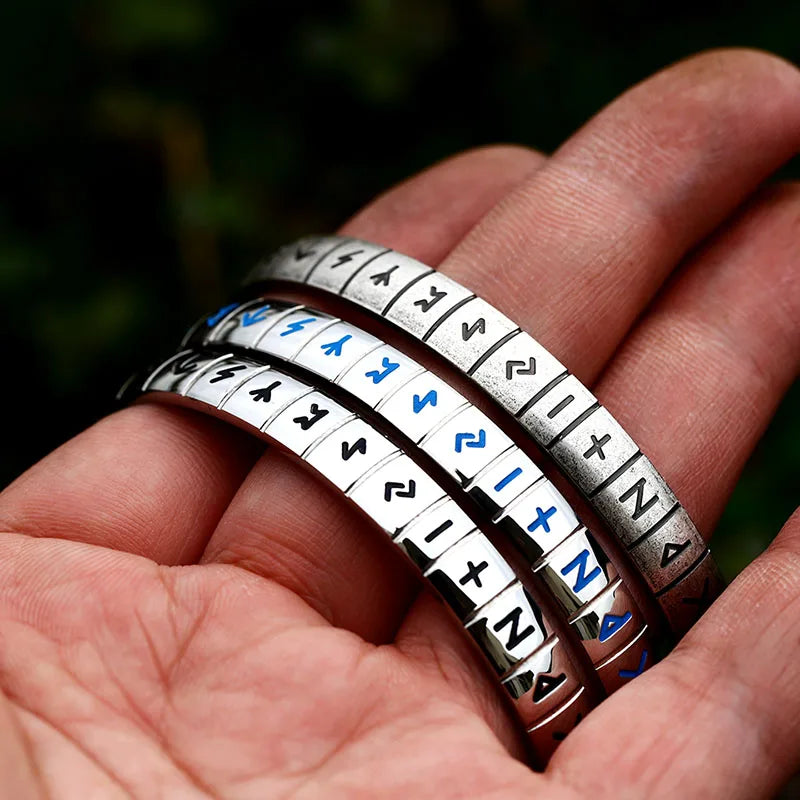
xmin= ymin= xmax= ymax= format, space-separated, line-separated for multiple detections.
xmin=439 ymin=49 xmax=800 ymax=382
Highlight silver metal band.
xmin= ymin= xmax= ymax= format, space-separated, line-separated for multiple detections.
xmin=243 ymin=236 xmax=724 ymax=633
xmin=183 ymin=296 xmax=653 ymax=688
xmin=130 ymin=347 xmax=613 ymax=762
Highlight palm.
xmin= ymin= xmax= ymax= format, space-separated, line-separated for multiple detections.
xmin=1 ymin=50 xmax=799 ymax=799
xmin=0 ymin=533 xmax=542 ymax=798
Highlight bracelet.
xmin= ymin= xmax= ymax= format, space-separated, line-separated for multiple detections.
xmin=244 ymin=236 xmax=724 ymax=633
xmin=185 ymin=296 xmax=653 ymax=683
xmin=129 ymin=346 xmax=610 ymax=762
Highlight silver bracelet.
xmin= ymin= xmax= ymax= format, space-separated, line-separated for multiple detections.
xmin=128 ymin=346 xmax=610 ymax=762
xmin=185 ymin=296 xmax=653 ymax=686
xmin=244 ymin=236 xmax=724 ymax=633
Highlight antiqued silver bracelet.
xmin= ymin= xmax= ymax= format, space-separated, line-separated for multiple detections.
xmin=126 ymin=347 xmax=610 ymax=762
xmin=182 ymin=296 xmax=653 ymax=688
xmin=243 ymin=236 xmax=725 ymax=634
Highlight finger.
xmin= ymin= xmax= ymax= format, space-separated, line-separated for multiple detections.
xmin=392 ymin=590 xmax=531 ymax=761
xmin=341 ymin=145 xmax=546 ymax=263
xmin=203 ymin=147 xmax=549 ymax=641
xmin=439 ymin=49 xmax=800 ymax=382
xmin=594 ymin=182 xmax=800 ymax=537
xmin=0 ymin=147 xmax=545 ymax=599
xmin=0 ymin=404 xmax=261 ymax=565
xmin=549 ymin=506 xmax=800 ymax=799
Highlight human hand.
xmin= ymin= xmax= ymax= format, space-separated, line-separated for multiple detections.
xmin=0 ymin=49 xmax=799 ymax=799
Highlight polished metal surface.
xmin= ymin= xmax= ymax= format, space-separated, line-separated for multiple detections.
xmin=245 ymin=235 xmax=723 ymax=633
xmin=394 ymin=497 xmax=476 ymax=571
xmin=466 ymin=448 xmax=543 ymax=516
xmin=424 ymin=530 xmax=516 ymax=620
xmin=526 ymin=686 xmax=593 ymax=762
xmin=502 ymin=636 xmax=580 ymax=726
xmin=533 ymin=526 xmax=615 ymax=615
xmin=466 ymin=580 xmax=550 ymax=674
xmin=495 ymin=480 xmax=580 ymax=564
xmin=192 ymin=297 xmax=651 ymax=678
xmin=131 ymin=348 xmax=595 ymax=757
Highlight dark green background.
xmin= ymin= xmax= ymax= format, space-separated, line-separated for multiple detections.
xmin=0 ymin=0 xmax=797 ymax=585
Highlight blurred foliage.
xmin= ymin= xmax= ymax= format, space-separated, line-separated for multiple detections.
xmin=0 ymin=0 xmax=797 ymax=589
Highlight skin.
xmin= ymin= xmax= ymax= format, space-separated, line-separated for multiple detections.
xmin=0 ymin=48 xmax=798 ymax=798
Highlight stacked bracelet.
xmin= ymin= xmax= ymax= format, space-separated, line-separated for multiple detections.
xmin=130 ymin=348 xmax=596 ymax=761
xmin=244 ymin=236 xmax=724 ymax=634
xmin=121 ymin=234 xmax=723 ymax=766
xmin=185 ymin=296 xmax=652 ymax=685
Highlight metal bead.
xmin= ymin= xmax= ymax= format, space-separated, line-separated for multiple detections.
xmin=466 ymin=581 xmax=551 ymax=674
xmin=264 ymin=390 xmax=353 ymax=456
xmin=342 ymin=251 xmax=432 ymax=314
xmin=378 ymin=370 xmax=468 ymax=444
xmin=518 ymin=374 xmax=598 ymax=448
xmin=549 ymin=407 xmax=639 ymax=496
xmin=394 ymin=497 xmax=476 ymax=571
xmin=424 ymin=530 xmax=515 ymax=620
xmin=347 ymin=452 xmax=446 ymax=535
xmin=219 ymin=367 xmax=310 ymax=430
xmin=466 ymin=449 xmax=543 ymax=516
xmin=142 ymin=350 xmax=221 ymax=396
xmin=306 ymin=237 xmax=391 ymax=294
xmin=304 ymin=418 xmax=399 ymax=492
xmin=568 ymin=577 xmax=647 ymax=664
xmin=419 ymin=405 xmax=514 ymax=487
xmin=252 ymin=236 xmax=339 ymax=283
xmin=252 ymin=308 xmax=338 ymax=360
xmin=293 ymin=320 xmax=382 ymax=382
xmin=628 ymin=506 xmax=707 ymax=593
xmin=470 ymin=331 xmax=568 ymax=416
xmin=533 ymin=527 xmax=615 ymax=616
xmin=207 ymin=300 xmax=297 ymax=349
xmin=657 ymin=549 xmax=724 ymax=632
xmin=496 ymin=481 xmax=580 ymax=564
xmin=184 ymin=356 xmax=264 ymax=408
xmin=591 ymin=453 xmax=677 ymax=548
xmin=383 ymin=272 xmax=474 ymax=339
xmin=423 ymin=297 xmax=519 ymax=373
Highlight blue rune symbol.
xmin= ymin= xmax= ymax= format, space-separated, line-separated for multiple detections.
xmin=320 ymin=334 xmax=353 ymax=357
xmin=527 ymin=506 xmax=557 ymax=534
xmin=412 ymin=390 xmax=437 ymax=414
xmin=206 ymin=303 xmax=238 ymax=327
xmin=240 ymin=305 xmax=271 ymax=327
xmin=598 ymin=611 xmax=633 ymax=643
xmin=365 ymin=357 xmax=400 ymax=384
xmin=454 ymin=429 xmax=487 ymax=452
xmin=560 ymin=549 xmax=603 ymax=593
xmin=280 ymin=317 xmax=316 ymax=337
xmin=494 ymin=467 xmax=523 ymax=493
xmin=618 ymin=649 xmax=649 ymax=680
